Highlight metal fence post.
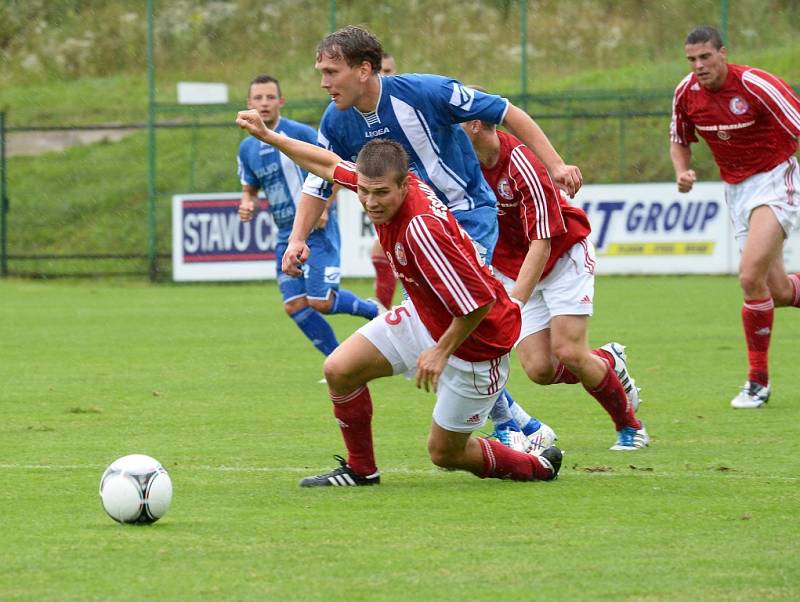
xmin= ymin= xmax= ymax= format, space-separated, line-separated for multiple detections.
xmin=519 ymin=0 xmax=528 ymax=113
xmin=618 ymin=113 xmax=626 ymax=182
xmin=1 ymin=111 xmax=7 ymax=277
xmin=146 ymin=0 xmax=158 ymax=281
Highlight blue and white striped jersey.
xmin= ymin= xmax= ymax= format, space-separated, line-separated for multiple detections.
xmin=238 ymin=117 xmax=339 ymax=245
xmin=302 ymin=74 xmax=510 ymax=251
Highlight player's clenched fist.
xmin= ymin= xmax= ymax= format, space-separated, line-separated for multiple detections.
xmin=281 ymin=240 xmax=310 ymax=276
xmin=676 ymin=169 xmax=697 ymax=193
xmin=238 ymin=198 xmax=255 ymax=222
xmin=551 ymin=163 xmax=583 ymax=198
xmin=236 ymin=109 xmax=269 ymax=139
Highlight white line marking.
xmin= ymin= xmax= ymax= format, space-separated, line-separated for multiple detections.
xmin=0 ymin=463 xmax=797 ymax=481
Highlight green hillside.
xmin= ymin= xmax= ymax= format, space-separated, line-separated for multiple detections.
xmin=2 ymin=0 xmax=799 ymax=276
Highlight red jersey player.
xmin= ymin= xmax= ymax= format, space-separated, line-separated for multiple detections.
xmin=462 ymin=120 xmax=648 ymax=451
xmin=236 ymin=108 xmax=563 ymax=485
xmin=670 ymin=26 xmax=800 ymax=409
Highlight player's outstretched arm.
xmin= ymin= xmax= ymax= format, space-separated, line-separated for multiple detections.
xmin=502 ymin=104 xmax=583 ymax=197
xmin=669 ymin=141 xmax=696 ymax=193
xmin=236 ymin=109 xmax=341 ymax=183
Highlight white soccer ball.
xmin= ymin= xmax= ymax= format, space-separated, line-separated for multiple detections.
xmin=99 ymin=454 xmax=172 ymax=524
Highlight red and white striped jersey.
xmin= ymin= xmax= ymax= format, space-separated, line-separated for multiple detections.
xmin=333 ymin=162 xmax=521 ymax=361
xmin=482 ymin=131 xmax=592 ymax=281
xmin=671 ymin=63 xmax=800 ymax=184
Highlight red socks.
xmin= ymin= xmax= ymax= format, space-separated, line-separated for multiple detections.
xmin=788 ymin=273 xmax=800 ymax=307
xmin=477 ymin=438 xmax=552 ymax=481
xmin=330 ymin=386 xmax=377 ymax=476
xmin=742 ymin=297 xmax=774 ymax=387
xmin=548 ymin=348 xmax=613 ymax=385
xmin=586 ymin=364 xmax=640 ymax=431
xmin=372 ymin=256 xmax=397 ymax=309
xmin=549 ymin=362 xmax=580 ymax=384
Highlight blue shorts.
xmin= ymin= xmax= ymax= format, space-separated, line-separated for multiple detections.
xmin=276 ymin=232 xmax=341 ymax=303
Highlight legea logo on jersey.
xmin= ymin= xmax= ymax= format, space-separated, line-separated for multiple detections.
xmin=181 ymin=199 xmax=276 ymax=262
xmin=449 ymin=83 xmax=475 ymax=111
xmin=729 ymin=96 xmax=749 ymax=115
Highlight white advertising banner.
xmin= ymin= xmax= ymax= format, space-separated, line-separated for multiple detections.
xmin=574 ymin=182 xmax=800 ymax=274
xmin=172 ymin=184 xmax=800 ymax=281
xmin=172 ymin=192 xmax=278 ymax=282
xmin=574 ymin=182 xmax=734 ymax=274
xmin=171 ymin=190 xmax=376 ymax=282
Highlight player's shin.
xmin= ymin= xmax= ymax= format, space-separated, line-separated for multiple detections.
xmin=585 ymin=364 xmax=640 ymax=431
xmin=787 ymin=273 xmax=800 ymax=307
xmin=330 ymin=385 xmax=377 ymax=476
xmin=289 ymin=306 xmax=339 ymax=356
xmin=476 ymin=437 xmax=555 ymax=481
xmin=503 ymin=388 xmax=542 ymax=436
xmin=330 ymin=289 xmax=380 ymax=319
xmin=742 ymin=298 xmax=774 ymax=387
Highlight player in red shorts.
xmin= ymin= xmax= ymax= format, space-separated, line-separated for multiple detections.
xmin=236 ymin=108 xmax=563 ymax=485
xmin=462 ymin=116 xmax=648 ymax=451
xmin=670 ymin=26 xmax=800 ymax=409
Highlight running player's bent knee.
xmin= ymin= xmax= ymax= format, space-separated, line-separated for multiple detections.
xmin=309 ymin=297 xmax=334 ymax=314
xmin=552 ymin=344 xmax=584 ymax=373
xmin=323 ymin=352 xmax=360 ymax=392
xmin=427 ymin=438 xmax=461 ymax=469
xmin=523 ymin=362 xmax=553 ymax=385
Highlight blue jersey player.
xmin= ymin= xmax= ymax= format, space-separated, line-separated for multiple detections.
xmin=282 ymin=28 xmax=581 ymax=451
xmin=237 ymin=75 xmax=379 ymax=362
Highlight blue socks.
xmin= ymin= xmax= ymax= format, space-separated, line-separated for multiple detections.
xmin=289 ymin=306 xmax=339 ymax=356
xmin=489 ymin=392 xmax=521 ymax=430
xmin=330 ymin=289 xmax=379 ymax=319
xmin=504 ymin=388 xmax=542 ymax=436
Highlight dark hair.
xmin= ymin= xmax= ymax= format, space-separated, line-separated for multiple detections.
xmin=686 ymin=26 xmax=724 ymax=49
xmin=317 ymin=26 xmax=383 ymax=73
xmin=356 ymin=139 xmax=408 ymax=184
xmin=248 ymin=74 xmax=281 ymax=98
xmin=382 ymin=52 xmax=393 ymax=60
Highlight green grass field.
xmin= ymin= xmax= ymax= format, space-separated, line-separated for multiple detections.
xmin=2 ymin=276 xmax=799 ymax=600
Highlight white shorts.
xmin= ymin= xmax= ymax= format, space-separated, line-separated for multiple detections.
xmin=496 ymin=239 xmax=596 ymax=342
xmin=357 ymin=300 xmax=510 ymax=433
xmin=726 ymin=156 xmax=800 ymax=251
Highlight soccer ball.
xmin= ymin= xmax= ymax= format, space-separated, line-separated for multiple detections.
xmin=99 ymin=454 xmax=172 ymax=524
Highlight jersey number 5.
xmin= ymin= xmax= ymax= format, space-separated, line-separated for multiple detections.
xmin=385 ymin=306 xmax=411 ymax=325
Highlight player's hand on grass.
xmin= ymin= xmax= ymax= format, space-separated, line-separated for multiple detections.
xmin=676 ymin=169 xmax=697 ymax=193
xmin=551 ymin=163 xmax=583 ymax=197
xmin=236 ymin=109 xmax=269 ymax=140
xmin=416 ymin=347 xmax=447 ymax=393
xmin=282 ymin=240 xmax=309 ymax=276
xmin=238 ymin=198 xmax=256 ymax=222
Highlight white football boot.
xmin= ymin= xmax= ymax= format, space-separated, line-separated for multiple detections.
xmin=526 ymin=423 xmax=558 ymax=457
xmin=730 ymin=381 xmax=770 ymax=409
xmin=609 ymin=423 xmax=650 ymax=451
xmin=600 ymin=342 xmax=641 ymax=412
xmin=489 ymin=427 xmax=531 ymax=453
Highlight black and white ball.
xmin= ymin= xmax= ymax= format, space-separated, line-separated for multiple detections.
xmin=99 ymin=454 xmax=172 ymax=524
